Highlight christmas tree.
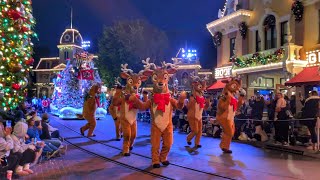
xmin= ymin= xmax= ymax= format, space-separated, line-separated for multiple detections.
xmin=0 ymin=0 xmax=36 ymax=110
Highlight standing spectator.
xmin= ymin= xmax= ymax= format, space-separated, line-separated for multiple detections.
xmin=31 ymin=97 xmax=38 ymax=110
xmin=266 ymin=92 xmax=276 ymax=121
xmin=250 ymin=96 xmax=265 ymax=121
xmin=41 ymin=98 xmax=49 ymax=113
xmin=290 ymin=95 xmax=296 ymax=115
xmin=274 ymin=93 xmax=289 ymax=146
xmin=301 ymin=90 xmax=320 ymax=150
xmin=37 ymin=98 xmax=42 ymax=113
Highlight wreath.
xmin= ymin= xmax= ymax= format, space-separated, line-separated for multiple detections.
xmin=213 ymin=31 xmax=222 ymax=47
xmin=238 ymin=22 xmax=248 ymax=39
xmin=291 ymin=0 xmax=304 ymax=22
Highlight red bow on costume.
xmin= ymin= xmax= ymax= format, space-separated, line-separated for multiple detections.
xmin=230 ymin=96 xmax=238 ymax=112
xmin=116 ymin=105 xmax=121 ymax=111
xmin=195 ymin=96 xmax=205 ymax=109
xmin=154 ymin=93 xmax=170 ymax=112
xmin=126 ymin=94 xmax=140 ymax=111
xmin=95 ymin=97 xmax=100 ymax=107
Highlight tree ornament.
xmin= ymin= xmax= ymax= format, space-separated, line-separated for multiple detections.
xmin=25 ymin=57 xmax=34 ymax=65
xmin=213 ymin=31 xmax=222 ymax=47
xmin=9 ymin=63 xmax=22 ymax=73
xmin=238 ymin=22 xmax=248 ymax=39
xmin=7 ymin=9 xmax=22 ymax=20
xmin=292 ymin=0 xmax=304 ymax=22
xmin=12 ymin=83 xmax=21 ymax=90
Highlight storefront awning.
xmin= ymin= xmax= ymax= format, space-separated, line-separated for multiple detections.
xmin=207 ymin=79 xmax=226 ymax=91
xmin=285 ymin=66 xmax=320 ymax=86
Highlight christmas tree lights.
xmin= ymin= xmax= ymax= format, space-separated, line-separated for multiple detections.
xmin=0 ymin=0 xmax=37 ymax=110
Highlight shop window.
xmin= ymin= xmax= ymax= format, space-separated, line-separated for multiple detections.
xmin=319 ymin=10 xmax=320 ymax=43
xmin=280 ymin=78 xmax=286 ymax=85
xmin=255 ymin=30 xmax=261 ymax=52
xmin=264 ymin=15 xmax=277 ymax=50
xmin=281 ymin=21 xmax=288 ymax=46
xmin=249 ymin=76 xmax=274 ymax=88
xmin=230 ymin=37 xmax=236 ymax=58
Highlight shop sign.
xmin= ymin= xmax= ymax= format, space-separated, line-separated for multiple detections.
xmin=215 ymin=66 xmax=232 ymax=79
xmin=307 ymin=50 xmax=320 ymax=65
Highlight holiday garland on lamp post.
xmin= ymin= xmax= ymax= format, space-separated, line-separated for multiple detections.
xmin=0 ymin=0 xmax=37 ymax=110
xmin=292 ymin=0 xmax=304 ymax=22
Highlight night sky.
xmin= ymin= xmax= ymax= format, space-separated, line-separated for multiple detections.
xmin=32 ymin=0 xmax=224 ymax=68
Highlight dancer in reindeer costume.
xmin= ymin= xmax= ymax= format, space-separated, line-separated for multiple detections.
xmin=133 ymin=58 xmax=186 ymax=168
xmin=216 ymin=77 xmax=245 ymax=153
xmin=113 ymin=64 xmax=148 ymax=156
xmin=109 ymin=77 xmax=123 ymax=141
xmin=186 ymin=72 xmax=210 ymax=148
xmin=80 ymin=83 xmax=102 ymax=137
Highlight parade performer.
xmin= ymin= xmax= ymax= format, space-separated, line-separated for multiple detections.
xmin=186 ymin=72 xmax=210 ymax=148
xmin=80 ymin=83 xmax=102 ymax=137
xmin=216 ymin=77 xmax=245 ymax=153
xmin=113 ymin=64 xmax=148 ymax=156
xmin=109 ymin=84 xmax=123 ymax=141
xmin=133 ymin=58 xmax=186 ymax=168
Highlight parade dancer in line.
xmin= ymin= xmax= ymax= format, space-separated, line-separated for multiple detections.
xmin=216 ymin=77 xmax=245 ymax=153
xmin=109 ymin=84 xmax=123 ymax=141
xmin=112 ymin=64 xmax=148 ymax=156
xmin=80 ymin=83 xmax=101 ymax=137
xmin=186 ymin=72 xmax=211 ymax=148
xmin=133 ymin=59 xmax=186 ymax=168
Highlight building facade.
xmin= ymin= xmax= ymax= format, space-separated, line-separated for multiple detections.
xmin=33 ymin=28 xmax=97 ymax=98
xmin=207 ymin=0 xmax=320 ymax=98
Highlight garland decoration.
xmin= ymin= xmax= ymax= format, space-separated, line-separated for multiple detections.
xmin=213 ymin=31 xmax=222 ymax=47
xmin=239 ymin=22 xmax=248 ymax=39
xmin=230 ymin=48 xmax=285 ymax=69
xmin=291 ymin=0 xmax=304 ymax=22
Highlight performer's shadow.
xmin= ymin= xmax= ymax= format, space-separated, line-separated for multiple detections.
xmin=184 ymin=146 xmax=199 ymax=155
xmin=134 ymin=139 xmax=151 ymax=147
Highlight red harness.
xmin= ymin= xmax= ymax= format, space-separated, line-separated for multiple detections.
xmin=230 ymin=96 xmax=238 ymax=112
xmin=153 ymin=93 xmax=170 ymax=112
xmin=195 ymin=96 xmax=205 ymax=109
xmin=126 ymin=94 xmax=140 ymax=110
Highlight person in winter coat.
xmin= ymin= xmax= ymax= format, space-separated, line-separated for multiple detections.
xmin=301 ymin=90 xmax=320 ymax=151
xmin=10 ymin=122 xmax=42 ymax=176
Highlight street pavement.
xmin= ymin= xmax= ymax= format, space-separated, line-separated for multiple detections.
xmin=24 ymin=115 xmax=320 ymax=180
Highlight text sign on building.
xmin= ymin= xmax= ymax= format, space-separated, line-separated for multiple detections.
xmin=215 ymin=66 xmax=232 ymax=79
xmin=307 ymin=50 xmax=320 ymax=65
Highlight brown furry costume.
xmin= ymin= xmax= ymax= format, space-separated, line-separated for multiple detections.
xmin=80 ymin=83 xmax=101 ymax=137
xmin=109 ymin=85 xmax=123 ymax=140
xmin=186 ymin=73 xmax=210 ymax=148
xmin=113 ymin=64 xmax=148 ymax=156
xmin=216 ymin=77 xmax=244 ymax=153
xmin=133 ymin=59 xmax=186 ymax=168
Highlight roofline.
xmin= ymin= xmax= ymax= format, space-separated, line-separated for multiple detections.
xmin=35 ymin=57 xmax=59 ymax=69
xmin=59 ymin=28 xmax=83 ymax=45
xmin=57 ymin=44 xmax=83 ymax=49
xmin=33 ymin=68 xmax=64 ymax=72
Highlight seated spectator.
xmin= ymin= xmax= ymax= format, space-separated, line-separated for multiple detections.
xmin=40 ymin=114 xmax=60 ymax=139
xmin=11 ymin=122 xmax=42 ymax=176
xmin=26 ymin=118 xmax=60 ymax=159
xmin=0 ymin=116 xmax=22 ymax=176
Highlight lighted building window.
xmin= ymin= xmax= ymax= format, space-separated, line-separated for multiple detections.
xmin=230 ymin=37 xmax=236 ymax=58
xmin=264 ymin=15 xmax=277 ymax=50
xmin=281 ymin=21 xmax=288 ymax=46
xmin=319 ymin=9 xmax=320 ymax=43
xmin=255 ymin=30 xmax=261 ymax=52
xmin=64 ymin=51 xmax=69 ymax=60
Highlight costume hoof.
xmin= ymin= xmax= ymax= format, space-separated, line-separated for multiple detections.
xmin=80 ymin=128 xmax=84 ymax=136
xmin=222 ymin=148 xmax=232 ymax=154
xmin=153 ymin=164 xmax=160 ymax=168
xmin=124 ymin=153 xmax=131 ymax=156
xmin=88 ymin=134 xmax=96 ymax=137
xmin=129 ymin=147 xmax=133 ymax=151
xmin=116 ymin=138 xmax=121 ymax=141
xmin=161 ymin=161 xmax=170 ymax=166
xmin=187 ymin=142 xmax=192 ymax=145
xmin=196 ymin=145 xmax=202 ymax=148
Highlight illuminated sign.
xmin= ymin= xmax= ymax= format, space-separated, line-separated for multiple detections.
xmin=306 ymin=50 xmax=320 ymax=65
xmin=181 ymin=48 xmax=197 ymax=60
xmin=82 ymin=41 xmax=91 ymax=49
xmin=215 ymin=66 xmax=232 ymax=79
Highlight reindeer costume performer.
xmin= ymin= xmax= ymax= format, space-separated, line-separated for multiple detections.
xmin=133 ymin=58 xmax=186 ymax=168
xmin=216 ymin=77 xmax=245 ymax=153
xmin=109 ymin=77 xmax=123 ymax=141
xmin=113 ymin=64 xmax=148 ymax=156
xmin=186 ymin=73 xmax=210 ymax=148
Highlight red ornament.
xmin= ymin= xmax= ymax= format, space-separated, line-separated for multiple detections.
xmin=12 ymin=83 xmax=21 ymax=90
xmin=7 ymin=9 xmax=22 ymax=20
xmin=20 ymin=26 xmax=29 ymax=33
xmin=25 ymin=58 xmax=34 ymax=65
xmin=57 ymin=74 xmax=62 ymax=78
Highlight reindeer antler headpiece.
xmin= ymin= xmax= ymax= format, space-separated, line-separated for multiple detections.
xmin=190 ymin=71 xmax=209 ymax=82
xmin=121 ymin=64 xmax=134 ymax=75
xmin=114 ymin=77 xmax=121 ymax=86
xmin=142 ymin=58 xmax=179 ymax=72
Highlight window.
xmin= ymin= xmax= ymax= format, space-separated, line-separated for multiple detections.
xmin=255 ymin=30 xmax=261 ymax=52
xmin=264 ymin=15 xmax=277 ymax=50
xmin=281 ymin=21 xmax=288 ymax=46
xmin=64 ymin=51 xmax=69 ymax=60
xmin=319 ymin=10 xmax=320 ymax=43
xmin=230 ymin=37 xmax=236 ymax=57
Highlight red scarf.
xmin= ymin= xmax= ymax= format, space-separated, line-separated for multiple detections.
xmin=195 ymin=96 xmax=205 ymax=109
xmin=95 ymin=96 xmax=100 ymax=107
xmin=126 ymin=94 xmax=140 ymax=111
xmin=116 ymin=105 xmax=121 ymax=111
xmin=230 ymin=96 xmax=238 ymax=112
xmin=153 ymin=93 xmax=170 ymax=112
